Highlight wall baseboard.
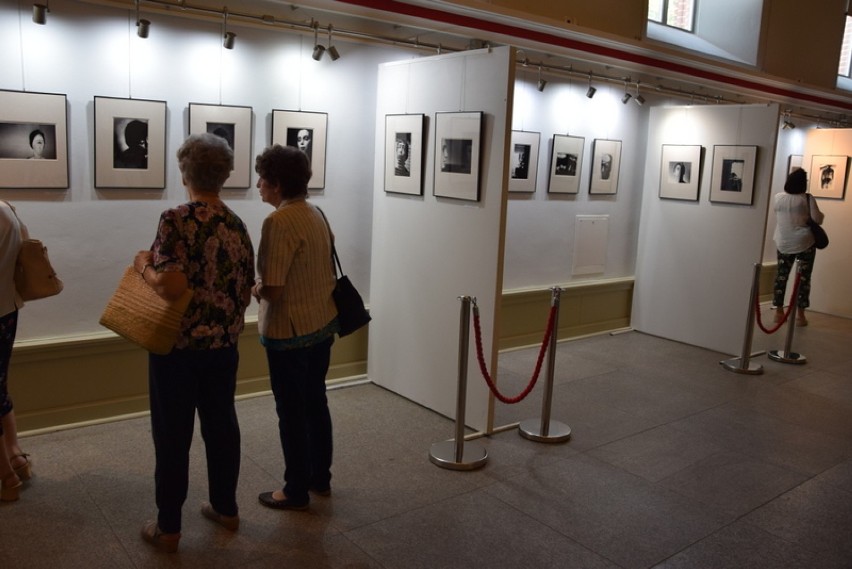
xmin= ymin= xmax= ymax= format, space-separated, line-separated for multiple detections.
xmin=12 ymin=279 xmax=633 ymax=433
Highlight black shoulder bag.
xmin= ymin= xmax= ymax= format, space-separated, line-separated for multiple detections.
xmin=806 ymin=194 xmax=829 ymax=250
xmin=318 ymin=208 xmax=371 ymax=337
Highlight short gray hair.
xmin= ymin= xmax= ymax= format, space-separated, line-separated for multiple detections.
xmin=176 ymin=133 xmax=234 ymax=192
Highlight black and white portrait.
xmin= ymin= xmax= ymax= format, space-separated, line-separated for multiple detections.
xmin=394 ymin=132 xmax=411 ymax=177
xmin=440 ymin=138 xmax=472 ymax=174
xmin=555 ymin=153 xmax=578 ymax=176
xmin=207 ymin=122 xmax=235 ymax=150
xmin=511 ymin=143 xmax=531 ymax=179
xmin=669 ymin=161 xmax=691 ymax=184
xmin=286 ymin=127 xmax=313 ymax=160
xmin=820 ymin=164 xmax=835 ymax=190
xmin=0 ymin=122 xmax=58 ymax=160
xmin=720 ymin=159 xmax=744 ymax=192
xmin=113 ymin=117 xmax=148 ymax=169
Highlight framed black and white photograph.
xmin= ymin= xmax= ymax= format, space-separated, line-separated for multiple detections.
xmin=788 ymin=154 xmax=803 ymax=175
xmin=810 ymin=155 xmax=848 ymax=199
xmin=433 ymin=111 xmax=483 ymax=202
xmin=659 ymin=144 xmax=702 ymax=201
xmin=709 ymin=145 xmax=758 ymax=205
xmin=271 ymin=110 xmax=327 ymax=190
xmin=0 ymin=89 xmax=68 ymax=188
xmin=189 ymin=103 xmax=253 ymax=189
xmin=547 ymin=134 xmax=584 ymax=194
xmin=508 ymin=130 xmax=540 ymax=193
xmin=589 ymin=139 xmax=622 ymax=195
xmin=384 ymin=113 xmax=425 ymax=196
xmin=94 ymin=96 xmax=167 ymax=189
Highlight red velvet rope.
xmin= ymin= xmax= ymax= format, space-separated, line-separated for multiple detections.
xmin=755 ymin=271 xmax=803 ymax=334
xmin=472 ymin=302 xmax=557 ymax=404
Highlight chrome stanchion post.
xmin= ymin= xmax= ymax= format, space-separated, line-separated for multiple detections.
xmin=429 ymin=296 xmax=488 ymax=470
xmin=519 ymin=286 xmax=571 ymax=443
xmin=768 ymin=263 xmax=807 ymax=364
xmin=721 ymin=263 xmax=764 ymax=374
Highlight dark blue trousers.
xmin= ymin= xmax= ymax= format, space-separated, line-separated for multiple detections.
xmin=148 ymin=347 xmax=241 ymax=533
xmin=266 ymin=337 xmax=334 ymax=503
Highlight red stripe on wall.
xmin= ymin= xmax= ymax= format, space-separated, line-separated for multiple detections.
xmin=338 ymin=0 xmax=852 ymax=112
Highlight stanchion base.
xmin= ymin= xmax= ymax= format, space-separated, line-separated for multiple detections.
xmin=429 ymin=440 xmax=488 ymax=471
xmin=719 ymin=358 xmax=764 ymax=375
xmin=518 ymin=419 xmax=572 ymax=443
xmin=767 ymin=350 xmax=807 ymax=365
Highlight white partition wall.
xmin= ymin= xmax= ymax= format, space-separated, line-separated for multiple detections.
xmin=803 ymin=128 xmax=852 ymax=318
xmin=368 ymin=47 xmax=513 ymax=430
xmin=633 ymin=104 xmax=779 ymax=355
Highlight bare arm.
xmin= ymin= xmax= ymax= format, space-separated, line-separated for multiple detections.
xmin=134 ymin=250 xmax=189 ymax=302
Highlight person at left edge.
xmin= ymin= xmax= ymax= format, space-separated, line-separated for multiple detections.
xmin=135 ymin=133 xmax=255 ymax=552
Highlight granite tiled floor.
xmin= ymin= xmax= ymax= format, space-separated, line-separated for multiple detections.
xmin=2 ymin=308 xmax=851 ymax=568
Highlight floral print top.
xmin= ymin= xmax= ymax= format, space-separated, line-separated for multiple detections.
xmin=151 ymin=201 xmax=255 ymax=350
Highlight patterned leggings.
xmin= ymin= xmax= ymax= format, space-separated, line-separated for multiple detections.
xmin=773 ymin=247 xmax=816 ymax=309
xmin=0 ymin=310 xmax=19 ymax=436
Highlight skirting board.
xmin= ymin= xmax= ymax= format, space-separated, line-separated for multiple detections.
xmin=12 ymin=278 xmax=634 ymax=433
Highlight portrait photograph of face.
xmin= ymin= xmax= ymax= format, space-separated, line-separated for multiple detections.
xmin=511 ymin=143 xmax=531 ymax=180
xmin=0 ymin=122 xmax=58 ymax=160
xmin=113 ymin=117 xmax=149 ymax=170
xmin=287 ymin=127 xmax=313 ymax=159
xmin=599 ymin=153 xmax=613 ymax=180
xmin=440 ymin=138 xmax=473 ymax=174
xmin=394 ymin=132 xmax=411 ymax=177
xmin=207 ymin=122 xmax=235 ymax=150
xmin=669 ymin=161 xmax=691 ymax=184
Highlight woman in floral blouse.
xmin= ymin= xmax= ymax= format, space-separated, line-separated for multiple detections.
xmin=134 ymin=133 xmax=255 ymax=552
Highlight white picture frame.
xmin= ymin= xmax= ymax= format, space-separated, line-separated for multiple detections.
xmin=548 ymin=134 xmax=584 ymax=194
xmin=188 ymin=103 xmax=253 ymax=189
xmin=508 ymin=130 xmax=540 ymax=193
xmin=0 ymin=89 xmax=69 ymax=189
xmin=384 ymin=113 xmax=425 ymax=196
xmin=271 ymin=110 xmax=328 ymax=190
xmin=659 ymin=144 xmax=702 ymax=201
xmin=433 ymin=111 xmax=483 ymax=202
xmin=810 ymin=155 xmax=848 ymax=200
xmin=709 ymin=145 xmax=758 ymax=205
xmin=94 ymin=96 xmax=167 ymax=189
xmin=589 ymin=139 xmax=622 ymax=195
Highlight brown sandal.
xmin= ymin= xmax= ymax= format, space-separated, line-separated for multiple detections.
xmin=11 ymin=454 xmax=31 ymax=482
xmin=1 ymin=473 xmax=22 ymax=502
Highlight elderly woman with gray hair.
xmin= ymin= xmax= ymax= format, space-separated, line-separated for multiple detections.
xmin=134 ymin=133 xmax=255 ymax=552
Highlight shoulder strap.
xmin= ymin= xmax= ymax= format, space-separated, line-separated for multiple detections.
xmin=316 ymin=206 xmax=344 ymax=278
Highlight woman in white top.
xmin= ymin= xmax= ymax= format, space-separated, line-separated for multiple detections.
xmin=772 ymin=168 xmax=824 ymax=326
xmin=0 ymin=201 xmax=33 ymax=502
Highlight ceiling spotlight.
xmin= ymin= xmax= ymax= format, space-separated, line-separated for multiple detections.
xmin=312 ymin=21 xmax=326 ymax=61
xmin=135 ymin=0 xmax=149 ymax=38
xmin=634 ymin=82 xmax=645 ymax=105
xmin=586 ymin=72 xmax=596 ymax=98
xmin=327 ymin=24 xmax=340 ymax=61
xmin=137 ymin=18 xmax=150 ymax=38
xmin=621 ymin=81 xmax=631 ymax=104
xmin=32 ymin=3 xmax=48 ymax=25
xmin=781 ymin=110 xmax=796 ymax=130
xmin=222 ymin=9 xmax=235 ymax=49
xmin=537 ymin=65 xmax=547 ymax=92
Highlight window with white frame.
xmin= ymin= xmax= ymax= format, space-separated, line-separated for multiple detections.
xmin=839 ymin=14 xmax=852 ymax=77
xmin=648 ymin=0 xmax=696 ymax=33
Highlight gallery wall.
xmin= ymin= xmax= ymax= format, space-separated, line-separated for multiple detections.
xmin=369 ymin=47 xmax=513 ymax=431
xmin=802 ymin=128 xmax=852 ymax=318
xmin=501 ymin=70 xmax=650 ymax=292
xmin=0 ymin=0 xmax=411 ymax=341
xmin=633 ymin=104 xmax=781 ymax=356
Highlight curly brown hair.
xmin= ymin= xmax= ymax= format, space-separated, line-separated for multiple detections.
xmin=255 ymin=144 xmax=312 ymax=199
